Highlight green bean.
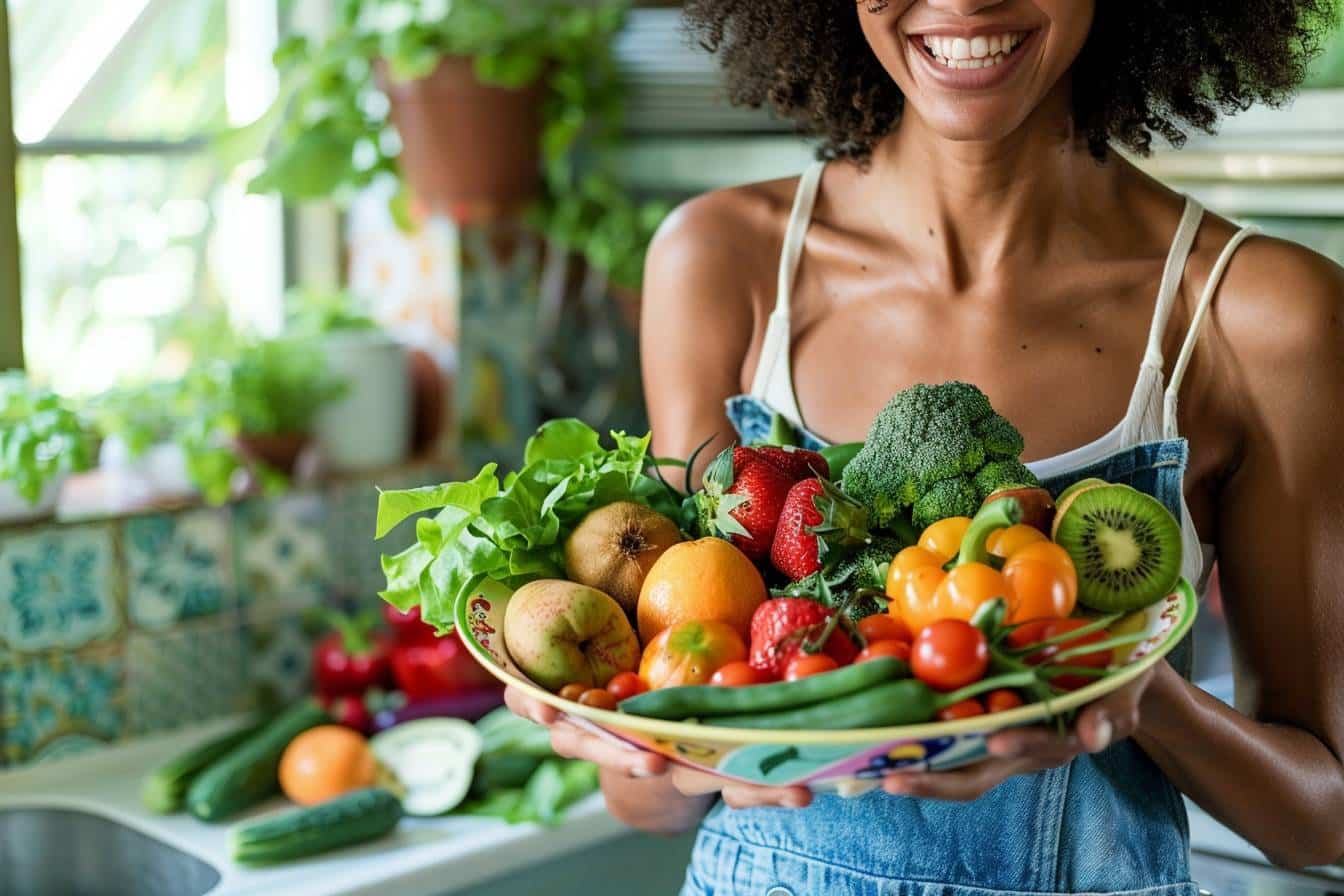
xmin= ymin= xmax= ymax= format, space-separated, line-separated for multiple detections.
xmin=619 ymin=657 xmax=908 ymax=721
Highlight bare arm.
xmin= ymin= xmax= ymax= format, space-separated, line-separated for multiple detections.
xmin=1133 ymin=241 xmax=1344 ymax=869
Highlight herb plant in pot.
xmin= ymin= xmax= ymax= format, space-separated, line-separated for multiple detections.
xmin=0 ymin=374 xmax=95 ymax=522
xmin=92 ymin=383 xmax=201 ymax=507
xmin=244 ymin=0 xmax=665 ymax=291
xmin=225 ymin=338 xmax=347 ymax=478
xmin=287 ymin=288 xmax=413 ymax=473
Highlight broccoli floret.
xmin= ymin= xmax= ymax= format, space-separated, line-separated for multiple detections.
xmin=912 ymin=477 xmax=979 ymax=529
xmin=972 ymin=459 xmax=1037 ymax=501
xmin=784 ymin=537 xmax=906 ymax=621
xmin=843 ymin=381 xmax=1039 ymax=530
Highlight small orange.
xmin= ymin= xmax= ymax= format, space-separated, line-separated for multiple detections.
xmin=636 ymin=538 xmax=766 ymax=644
xmin=278 ymin=725 xmax=378 ymax=806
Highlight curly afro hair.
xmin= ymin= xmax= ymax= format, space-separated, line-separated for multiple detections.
xmin=683 ymin=1 xmax=1337 ymax=161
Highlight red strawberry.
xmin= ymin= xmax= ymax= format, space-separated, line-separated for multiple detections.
xmin=772 ymin=479 xmax=825 ymax=580
xmin=732 ymin=445 xmax=830 ymax=482
xmin=748 ymin=597 xmax=859 ymax=679
xmin=722 ymin=460 xmax=795 ymax=562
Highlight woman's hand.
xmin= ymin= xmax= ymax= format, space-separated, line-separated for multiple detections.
xmin=881 ymin=668 xmax=1154 ymax=802
xmin=504 ymin=685 xmax=812 ymax=811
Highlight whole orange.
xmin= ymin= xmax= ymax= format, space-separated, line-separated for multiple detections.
xmin=637 ymin=538 xmax=767 ymax=644
xmin=278 ymin=725 xmax=378 ymax=806
xmin=639 ymin=620 xmax=747 ymax=688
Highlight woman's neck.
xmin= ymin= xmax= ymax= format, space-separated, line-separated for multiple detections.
xmin=866 ymin=87 xmax=1126 ymax=290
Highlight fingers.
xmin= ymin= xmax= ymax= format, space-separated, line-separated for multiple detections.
xmin=550 ymin=722 xmax=668 ymax=777
xmin=1075 ymin=668 xmax=1152 ymax=752
xmin=504 ymin=685 xmax=558 ymax=726
xmin=670 ymin=767 xmax=812 ymax=809
xmin=986 ymin=727 xmax=1082 ymax=761
xmin=883 ymin=757 xmax=1044 ymax=802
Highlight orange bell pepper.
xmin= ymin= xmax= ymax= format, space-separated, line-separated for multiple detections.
xmin=887 ymin=498 xmax=1077 ymax=634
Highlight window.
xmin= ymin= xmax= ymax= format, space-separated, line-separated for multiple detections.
xmin=2 ymin=0 xmax=289 ymax=394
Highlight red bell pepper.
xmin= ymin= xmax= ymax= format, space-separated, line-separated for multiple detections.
xmin=389 ymin=630 xmax=499 ymax=701
xmin=312 ymin=610 xmax=393 ymax=699
xmin=382 ymin=603 xmax=439 ymax=647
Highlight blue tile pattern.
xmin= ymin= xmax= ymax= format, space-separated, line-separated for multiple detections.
xmin=126 ymin=619 xmax=247 ymax=735
xmin=233 ymin=494 xmax=330 ymax=611
xmin=125 ymin=508 xmax=233 ymax=628
xmin=0 ymin=649 xmax=124 ymax=764
xmin=0 ymin=524 xmax=120 ymax=652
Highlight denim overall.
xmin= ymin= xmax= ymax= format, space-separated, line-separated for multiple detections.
xmin=678 ymin=164 xmax=1259 ymax=896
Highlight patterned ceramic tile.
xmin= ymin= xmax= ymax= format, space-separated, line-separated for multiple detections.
xmin=125 ymin=617 xmax=248 ymax=736
xmin=0 ymin=523 xmax=120 ymax=652
xmin=243 ymin=614 xmax=316 ymax=707
xmin=125 ymin=508 xmax=234 ymax=629
xmin=0 ymin=647 xmax=124 ymax=764
xmin=233 ymin=494 xmax=331 ymax=611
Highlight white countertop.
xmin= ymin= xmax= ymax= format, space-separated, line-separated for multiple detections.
xmin=0 ymin=719 xmax=630 ymax=896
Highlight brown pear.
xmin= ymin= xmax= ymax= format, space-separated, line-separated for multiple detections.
xmin=564 ymin=502 xmax=682 ymax=616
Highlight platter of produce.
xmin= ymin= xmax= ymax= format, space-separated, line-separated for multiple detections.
xmin=377 ymin=382 xmax=1196 ymax=792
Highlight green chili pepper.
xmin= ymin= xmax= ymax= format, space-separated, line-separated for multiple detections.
xmin=820 ymin=442 xmax=864 ymax=480
xmin=706 ymin=670 xmax=1037 ymax=730
xmin=619 ymin=658 xmax=908 ymax=721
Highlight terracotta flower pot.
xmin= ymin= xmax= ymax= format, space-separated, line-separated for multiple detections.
xmin=380 ymin=57 xmax=546 ymax=223
xmin=233 ymin=432 xmax=311 ymax=476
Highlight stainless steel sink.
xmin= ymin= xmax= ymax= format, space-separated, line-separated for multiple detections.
xmin=0 ymin=806 xmax=220 ymax=896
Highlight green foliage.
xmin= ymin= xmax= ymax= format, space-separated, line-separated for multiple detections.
xmin=376 ymin=418 xmax=655 ymax=631
xmin=238 ymin=0 xmax=667 ymax=288
xmin=843 ymin=382 xmax=1040 ymax=530
xmin=0 ymin=375 xmax=95 ymax=504
xmin=284 ymin=287 xmax=379 ymax=337
xmin=224 ymin=338 xmax=348 ymax=436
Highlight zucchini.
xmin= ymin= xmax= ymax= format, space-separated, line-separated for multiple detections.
xmin=188 ymin=700 xmax=330 ymax=822
xmin=230 ymin=788 xmax=402 ymax=866
xmin=141 ymin=718 xmax=266 ymax=814
xmin=370 ymin=718 xmax=482 ymax=816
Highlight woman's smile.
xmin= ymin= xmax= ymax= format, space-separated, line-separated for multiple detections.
xmin=906 ymin=27 xmax=1039 ymax=89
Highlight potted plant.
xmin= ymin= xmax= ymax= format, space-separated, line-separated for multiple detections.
xmin=224 ymin=337 xmax=348 ymax=478
xmin=236 ymin=0 xmax=667 ymax=290
xmin=90 ymin=376 xmax=245 ymax=507
xmin=287 ymin=288 xmax=413 ymax=473
xmin=0 ymin=374 xmax=95 ymax=522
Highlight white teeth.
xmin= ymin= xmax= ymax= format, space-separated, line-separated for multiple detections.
xmin=921 ymin=31 xmax=1025 ymax=69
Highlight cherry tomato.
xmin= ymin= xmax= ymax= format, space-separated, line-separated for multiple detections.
xmin=710 ymin=661 xmax=769 ymax=687
xmin=936 ymin=698 xmax=985 ymax=721
xmin=1006 ymin=619 xmax=1055 ymax=650
xmin=855 ymin=639 xmax=911 ymax=664
xmin=785 ymin=654 xmax=840 ymax=681
xmin=606 ymin=671 xmax=648 ymax=700
xmin=558 ymin=683 xmax=587 ymax=702
xmin=985 ymin=689 xmax=1025 ymax=713
xmin=1019 ymin=618 xmax=1111 ymax=690
xmin=986 ymin=523 xmax=1047 ymax=558
xmin=578 ymin=689 xmax=618 ymax=710
xmin=858 ymin=614 xmax=911 ymax=645
xmin=911 ymin=620 xmax=989 ymax=692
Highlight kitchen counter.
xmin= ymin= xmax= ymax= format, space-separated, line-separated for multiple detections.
xmin=0 ymin=719 xmax=633 ymax=896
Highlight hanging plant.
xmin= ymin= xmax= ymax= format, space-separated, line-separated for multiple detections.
xmin=230 ymin=0 xmax=668 ymax=289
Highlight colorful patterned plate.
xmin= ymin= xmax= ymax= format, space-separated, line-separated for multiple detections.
xmin=456 ymin=579 xmax=1196 ymax=794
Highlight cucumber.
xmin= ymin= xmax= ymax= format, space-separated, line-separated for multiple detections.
xmin=188 ymin=700 xmax=330 ymax=822
xmin=230 ymin=788 xmax=402 ymax=866
xmin=141 ymin=718 xmax=266 ymax=814
xmin=370 ymin=718 xmax=482 ymax=816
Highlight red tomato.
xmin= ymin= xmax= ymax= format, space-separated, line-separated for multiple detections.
xmin=578 ymin=689 xmax=618 ymax=710
xmin=985 ymin=689 xmax=1025 ymax=713
xmin=1006 ymin=619 xmax=1055 ymax=650
xmin=911 ymin=620 xmax=989 ymax=692
xmin=857 ymin=614 xmax=911 ymax=645
xmin=855 ymin=639 xmax=911 ymax=664
xmin=710 ymin=661 xmax=769 ymax=687
xmin=640 ymin=620 xmax=748 ymax=689
xmin=606 ymin=672 xmax=648 ymax=701
xmin=1026 ymin=618 xmax=1111 ymax=690
xmin=936 ymin=698 xmax=985 ymax=721
xmin=785 ymin=654 xmax=840 ymax=681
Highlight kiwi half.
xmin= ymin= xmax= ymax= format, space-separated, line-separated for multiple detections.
xmin=1053 ymin=484 xmax=1182 ymax=612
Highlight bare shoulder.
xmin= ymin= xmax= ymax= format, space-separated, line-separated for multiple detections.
xmin=1205 ymin=229 xmax=1344 ymax=368
xmin=642 ymin=177 xmax=800 ymax=314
